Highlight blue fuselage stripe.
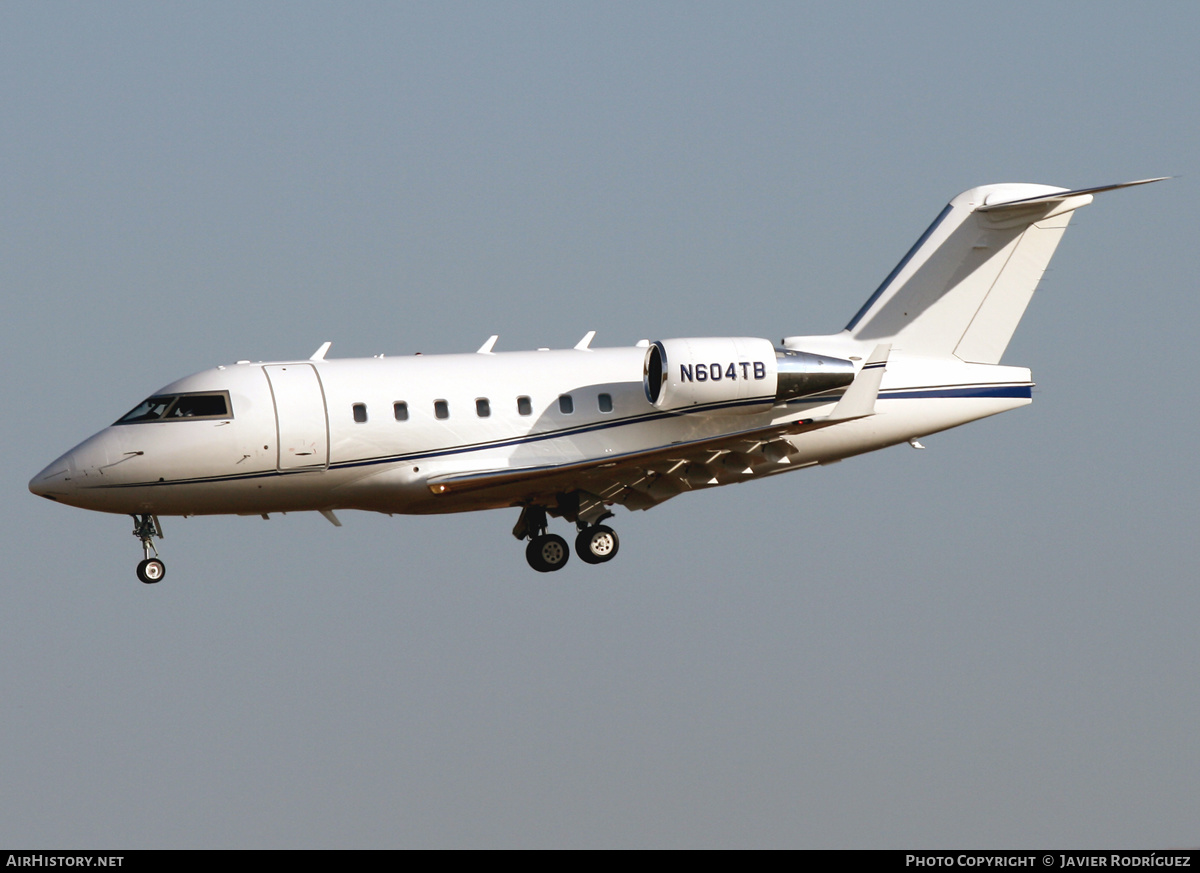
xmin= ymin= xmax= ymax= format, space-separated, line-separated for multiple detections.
xmin=882 ymin=384 xmax=1032 ymax=399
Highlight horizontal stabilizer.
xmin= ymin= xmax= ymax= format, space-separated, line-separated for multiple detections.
xmin=828 ymin=344 xmax=890 ymax=420
xmin=977 ymin=177 xmax=1169 ymax=212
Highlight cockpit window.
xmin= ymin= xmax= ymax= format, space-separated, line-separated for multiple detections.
xmin=115 ymin=391 xmax=232 ymax=424
xmin=168 ymin=393 xmax=230 ymax=418
xmin=116 ymin=396 xmax=175 ymax=423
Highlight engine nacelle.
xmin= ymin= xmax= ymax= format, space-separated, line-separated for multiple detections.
xmin=643 ymin=337 xmax=856 ymax=414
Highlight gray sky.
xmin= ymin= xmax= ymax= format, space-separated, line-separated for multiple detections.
xmin=3 ymin=1 xmax=1196 ymax=848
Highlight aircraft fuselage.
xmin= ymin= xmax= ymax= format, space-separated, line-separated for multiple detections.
xmin=30 ymin=342 xmax=1031 ymax=519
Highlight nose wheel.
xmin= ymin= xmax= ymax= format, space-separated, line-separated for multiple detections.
xmin=131 ymin=514 xmax=165 ymax=584
xmin=137 ymin=558 xmax=166 ymax=583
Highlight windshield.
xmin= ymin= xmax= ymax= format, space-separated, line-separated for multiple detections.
xmin=115 ymin=392 xmax=232 ymax=424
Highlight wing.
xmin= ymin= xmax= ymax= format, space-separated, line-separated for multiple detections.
xmin=427 ymin=414 xmax=824 ymax=512
xmin=425 ymin=344 xmax=890 ymax=513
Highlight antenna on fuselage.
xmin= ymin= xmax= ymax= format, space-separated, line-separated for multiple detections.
xmin=574 ymin=330 xmax=596 ymax=350
xmin=477 ymin=335 xmax=499 ymax=354
xmin=310 ymin=341 xmax=332 ymax=361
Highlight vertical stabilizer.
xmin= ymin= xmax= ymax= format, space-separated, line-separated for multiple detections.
xmin=842 ymin=179 xmax=1164 ymax=363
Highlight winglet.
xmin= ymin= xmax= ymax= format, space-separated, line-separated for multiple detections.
xmin=477 ymin=335 xmax=499 ymax=354
xmin=310 ymin=341 xmax=332 ymax=361
xmin=574 ymin=330 xmax=596 ymax=351
xmin=829 ymin=344 xmax=890 ymax=420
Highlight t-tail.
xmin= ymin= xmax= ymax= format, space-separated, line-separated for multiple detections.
xmin=834 ymin=178 xmax=1166 ymax=363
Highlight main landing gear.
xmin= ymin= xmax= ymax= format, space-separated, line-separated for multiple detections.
xmin=132 ymin=514 xmax=165 ymax=584
xmin=514 ymin=503 xmax=620 ymax=573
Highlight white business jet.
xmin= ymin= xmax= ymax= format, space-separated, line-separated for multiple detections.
xmin=30 ymin=179 xmax=1163 ymax=582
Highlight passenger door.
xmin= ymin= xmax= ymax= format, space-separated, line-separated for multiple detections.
xmin=263 ymin=364 xmax=329 ymax=471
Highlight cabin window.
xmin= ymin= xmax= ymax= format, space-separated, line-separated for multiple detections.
xmin=352 ymin=403 xmax=367 ymax=423
xmin=114 ymin=391 xmax=232 ymax=424
xmin=559 ymin=394 xmax=574 ymax=414
xmin=434 ymin=400 xmax=449 ymax=420
xmin=394 ymin=401 xmax=408 ymax=421
xmin=476 ymin=398 xmax=491 ymax=418
xmin=517 ymin=396 xmax=532 ymax=416
xmin=598 ymin=393 xmax=613 ymax=413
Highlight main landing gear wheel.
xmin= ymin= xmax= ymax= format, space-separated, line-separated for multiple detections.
xmin=526 ymin=533 xmax=570 ymax=572
xmin=136 ymin=558 xmax=166 ymax=584
xmin=575 ymin=525 xmax=619 ymax=564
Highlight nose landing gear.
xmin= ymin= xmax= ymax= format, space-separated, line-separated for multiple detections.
xmin=131 ymin=514 xmax=165 ymax=584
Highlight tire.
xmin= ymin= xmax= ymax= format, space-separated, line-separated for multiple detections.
xmin=526 ymin=534 xmax=570 ymax=572
xmin=137 ymin=558 xmax=166 ymax=584
xmin=575 ymin=525 xmax=619 ymax=564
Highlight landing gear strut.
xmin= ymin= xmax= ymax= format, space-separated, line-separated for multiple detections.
xmin=131 ymin=514 xmax=165 ymax=584
xmin=513 ymin=503 xmax=621 ymax=572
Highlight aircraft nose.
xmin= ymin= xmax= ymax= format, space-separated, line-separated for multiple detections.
xmin=29 ymin=429 xmax=117 ymax=505
xmin=29 ymin=457 xmax=74 ymax=501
